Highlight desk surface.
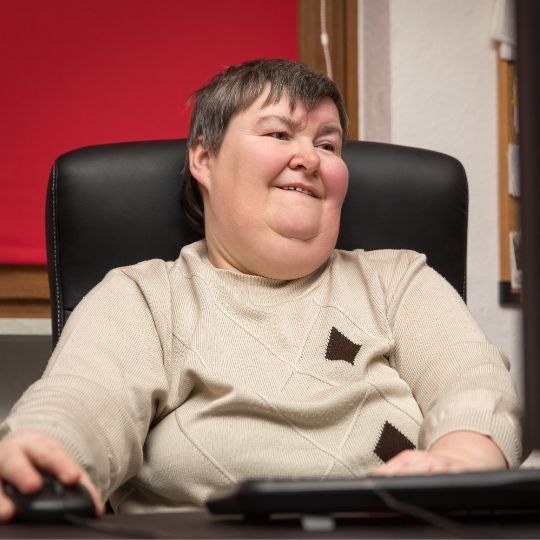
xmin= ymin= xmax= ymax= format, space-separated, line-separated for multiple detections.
xmin=2 ymin=511 xmax=540 ymax=539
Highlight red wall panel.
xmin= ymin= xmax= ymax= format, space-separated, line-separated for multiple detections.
xmin=0 ymin=0 xmax=298 ymax=264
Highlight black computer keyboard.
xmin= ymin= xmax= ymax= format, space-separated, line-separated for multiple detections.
xmin=206 ymin=468 xmax=540 ymax=516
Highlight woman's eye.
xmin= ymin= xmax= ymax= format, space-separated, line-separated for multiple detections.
xmin=268 ymin=132 xmax=289 ymax=140
xmin=317 ymin=142 xmax=337 ymax=153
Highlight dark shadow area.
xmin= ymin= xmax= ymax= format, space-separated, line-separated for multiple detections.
xmin=0 ymin=335 xmax=52 ymax=421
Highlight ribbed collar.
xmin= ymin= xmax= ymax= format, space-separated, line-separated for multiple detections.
xmin=178 ymin=240 xmax=332 ymax=306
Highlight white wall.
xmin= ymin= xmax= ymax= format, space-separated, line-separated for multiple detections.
xmin=0 ymin=319 xmax=51 ymax=334
xmin=359 ymin=0 xmax=523 ymax=392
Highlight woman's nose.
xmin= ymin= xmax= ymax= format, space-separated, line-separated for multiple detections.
xmin=288 ymin=143 xmax=320 ymax=175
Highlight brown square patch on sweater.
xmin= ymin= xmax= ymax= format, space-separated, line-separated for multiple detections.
xmin=374 ymin=421 xmax=416 ymax=462
xmin=325 ymin=327 xmax=361 ymax=365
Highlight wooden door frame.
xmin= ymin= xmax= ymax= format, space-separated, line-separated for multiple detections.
xmin=298 ymin=0 xmax=359 ymax=140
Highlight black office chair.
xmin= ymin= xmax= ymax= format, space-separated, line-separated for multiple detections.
xmin=46 ymin=139 xmax=468 ymax=346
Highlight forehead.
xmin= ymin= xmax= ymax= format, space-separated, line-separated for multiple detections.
xmin=232 ymin=91 xmax=342 ymax=131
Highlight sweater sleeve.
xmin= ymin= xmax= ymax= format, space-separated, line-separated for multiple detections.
xmin=0 ymin=261 xmax=171 ymax=497
xmin=385 ymin=252 xmax=522 ymax=467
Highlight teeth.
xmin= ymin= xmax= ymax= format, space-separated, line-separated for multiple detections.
xmin=281 ymin=186 xmax=315 ymax=197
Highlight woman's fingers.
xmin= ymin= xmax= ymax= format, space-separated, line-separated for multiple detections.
xmin=372 ymin=449 xmax=467 ymax=477
xmin=0 ymin=435 xmax=46 ymax=493
xmin=79 ymin=470 xmax=105 ymax=517
xmin=0 ymin=483 xmax=16 ymax=523
xmin=23 ymin=438 xmax=104 ymax=516
xmin=0 ymin=429 xmax=103 ymax=520
xmin=23 ymin=437 xmax=82 ymax=485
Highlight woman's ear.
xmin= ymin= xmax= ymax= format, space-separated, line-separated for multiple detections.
xmin=188 ymin=139 xmax=212 ymax=191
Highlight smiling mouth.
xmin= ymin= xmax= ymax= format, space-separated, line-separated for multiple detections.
xmin=279 ymin=186 xmax=317 ymax=198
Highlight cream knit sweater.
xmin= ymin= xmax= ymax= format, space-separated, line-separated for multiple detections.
xmin=0 ymin=241 xmax=521 ymax=513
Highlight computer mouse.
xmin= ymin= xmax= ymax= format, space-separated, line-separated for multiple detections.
xmin=4 ymin=473 xmax=96 ymax=523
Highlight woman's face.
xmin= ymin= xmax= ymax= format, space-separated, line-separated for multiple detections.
xmin=189 ymin=91 xmax=349 ymax=279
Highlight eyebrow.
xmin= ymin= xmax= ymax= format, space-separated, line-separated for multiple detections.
xmin=255 ymin=115 xmax=299 ymax=131
xmin=255 ymin=115 xmax=343 ymax=139
xmin=318 ymin=124 xmax=343 ymax=139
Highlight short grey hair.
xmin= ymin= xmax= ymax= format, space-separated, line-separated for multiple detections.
xmin=181 ymin=59 xmax=348 ymax=234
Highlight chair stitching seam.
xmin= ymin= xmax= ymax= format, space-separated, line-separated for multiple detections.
xmin=51 ymin=165 xmax=62 ymax=339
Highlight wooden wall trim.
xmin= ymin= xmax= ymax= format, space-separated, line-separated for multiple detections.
xmin=0 ymin=266 xmax=50 ymax=318
xmin=298 ymin=0 xmax=359 ymax=139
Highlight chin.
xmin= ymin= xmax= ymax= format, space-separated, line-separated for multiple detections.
xmin=273 ymin=219 xmax=321 ymax=241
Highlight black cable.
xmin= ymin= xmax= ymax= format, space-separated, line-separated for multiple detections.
xmin=374 ymin=489 xmax=508 ymax=539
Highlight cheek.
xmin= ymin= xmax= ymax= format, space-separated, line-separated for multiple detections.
xmin=323 ymin=160 xmax=349 ymax=207
xmin=247 ymin=140 xmax=290 ymax=178
xmin=230 ymin=141 xmax=286 ymax=191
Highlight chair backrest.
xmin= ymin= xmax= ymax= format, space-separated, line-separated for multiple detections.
xmin=46 ymin=139 xmax=468 ymax=345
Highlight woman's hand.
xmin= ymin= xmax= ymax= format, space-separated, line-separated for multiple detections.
xmin=373 ymin=431 xmax=507 ymax=476
xmin=0 ymin=429 xmax=104 ymax=522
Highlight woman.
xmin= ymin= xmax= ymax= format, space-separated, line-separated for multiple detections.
xmin=0 ymin=59 xmax=521 ymax=520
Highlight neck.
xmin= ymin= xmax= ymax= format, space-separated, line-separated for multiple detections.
xmin=204 ymin=230 xmax=337 ymax=280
